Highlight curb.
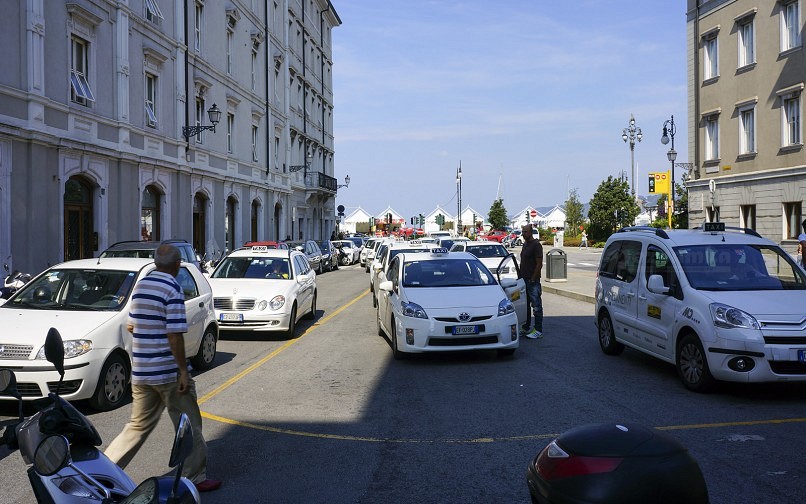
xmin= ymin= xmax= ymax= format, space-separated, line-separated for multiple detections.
xmin=542 ymin=284 xmax=596 ymax=305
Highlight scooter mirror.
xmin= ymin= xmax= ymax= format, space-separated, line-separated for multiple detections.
xmin=0 ymin=369 xmax=21 ymax=399
xmin=33 ymin=435 xmax=70 ymax=476
xmin=169 ymin=413 xmax=194 ymax=468
xmin=44 ymin=328 xmax=65 ymax=377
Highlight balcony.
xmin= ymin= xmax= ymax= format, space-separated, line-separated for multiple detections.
xmin=304 ymin=171 xmax=337 ymax=194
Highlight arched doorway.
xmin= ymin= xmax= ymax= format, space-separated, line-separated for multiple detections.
xmin=64 ymin=176 xmax=94 ymax=260
xmin=274 ymin=202 xmax=282 ymax=240
xmin=225 ymin=196 xmax=237 ymax=252
xmin=251 ymin=199 xmax=260 ymax=242
xmin=141 ymin=185 xmax=161 ymax=241
xmin=193 ymin=192 xmax=207 ymax=255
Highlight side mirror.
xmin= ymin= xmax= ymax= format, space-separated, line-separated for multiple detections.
xmin=378 ymin=280 xmax=394 ymax=292
xmin=647 ymin=274 xmax=670 ymax=295
xmin=33 ymin=435 xmax=71 ymax=476
xmin=169 ymin=413 xmax=194 ymax=468
xmin=44 ymin=328 xmax=65 ymax=377
xmin=0 ymin=369 xmax=21 ymax=399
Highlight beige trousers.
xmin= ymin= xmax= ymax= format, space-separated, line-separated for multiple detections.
xmin=104 ymin=377 xmax=208 ymax=483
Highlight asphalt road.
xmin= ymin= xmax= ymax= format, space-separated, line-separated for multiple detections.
xmin=2 ymin=262 xmax=806 ymax=503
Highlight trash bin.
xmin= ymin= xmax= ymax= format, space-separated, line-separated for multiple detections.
xmin=545 ymin=248 xmax=567 ymax=283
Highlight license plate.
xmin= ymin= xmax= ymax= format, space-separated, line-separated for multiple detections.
xmin=452 ymin=325 xmax=479 ymax=335
xmin=799 ymin=350 xmax=806 ymax=362
xmin=220 ymin=313 xmax=243 ymax=322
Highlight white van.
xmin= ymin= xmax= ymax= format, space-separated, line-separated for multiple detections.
xmin=595 ymin=223 xmax=806 ymax=392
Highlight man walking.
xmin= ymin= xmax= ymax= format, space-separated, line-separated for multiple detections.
xmin=105 ymin=244 xmax=221 ymax=492
xmin=519 ymin=225 xmax=544 ymax=339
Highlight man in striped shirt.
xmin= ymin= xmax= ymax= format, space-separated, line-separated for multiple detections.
xmin=105 ymin=244 xmax=221 ymax=492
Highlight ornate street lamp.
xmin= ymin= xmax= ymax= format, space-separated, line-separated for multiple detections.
xmin=661 ymin=115 xmax=676 ymax=227
xmin=456 ymin=162 xmax=462 ymax=234
xmin=182 ymin=104 xmax=221 ymax=141
xmin=337 ymin=175 xmax=350 ymax=189
xmin=621 ymin=114 xmax=642 ymax=196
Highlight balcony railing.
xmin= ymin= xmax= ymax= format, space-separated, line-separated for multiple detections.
xmin=304 ymin=171 xmax=337 ymax=192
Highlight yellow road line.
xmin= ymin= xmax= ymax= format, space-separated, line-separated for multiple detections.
xmin=197 ymin=289 xmax=369 ymax=405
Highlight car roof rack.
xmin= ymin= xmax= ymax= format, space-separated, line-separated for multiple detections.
xmin=616 ymin=226 xmax=669 ymax=239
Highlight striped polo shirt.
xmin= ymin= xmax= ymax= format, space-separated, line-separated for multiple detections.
xmin=128 ymin=270 xmax=188 ymax=386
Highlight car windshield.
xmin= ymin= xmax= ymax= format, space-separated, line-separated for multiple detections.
xmin=211 ymin=257 xmax=291 ymax=279
xmin=3 ymin=269 xmax=137 ymax=311
xmin=402 ymin=259 xmax=496 ymax=287
xmin=675 ymin=244 xmax=806 ymax=291
xmin=101 ymin=249 xmax=156 ymax=259
xmin=466 ymin=244 xmax=508 ymax=258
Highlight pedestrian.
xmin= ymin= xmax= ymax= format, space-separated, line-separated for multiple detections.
xmin=519 ymin=224 xmax=543 ymax=339
xmin=799 ymin=219 xmax=806 ymax=269
xmin=580 ymin=230 xmax=588 ymax=249
xmin=105 ymin=244 xmax=222 ymax=493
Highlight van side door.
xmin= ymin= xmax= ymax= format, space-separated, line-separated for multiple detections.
xmin=598 ymin=239 xmax=643 ymax=347
xmin=634 ymin=244 xmax=683 ymax=362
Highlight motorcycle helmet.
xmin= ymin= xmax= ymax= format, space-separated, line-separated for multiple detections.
xmin=32 ymin=286 xmax=52 ymax=303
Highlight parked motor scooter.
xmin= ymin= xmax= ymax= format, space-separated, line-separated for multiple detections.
xmin=0 ymin=328 xmax=201 ymax=503
xmin=2 ymin=263 xmax=32 ymax=299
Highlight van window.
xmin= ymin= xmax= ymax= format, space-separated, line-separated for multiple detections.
xmin=600 ymin=240 xmax=642 ymax=283
xmin=645 ymin=245 xmax=681 ymax=298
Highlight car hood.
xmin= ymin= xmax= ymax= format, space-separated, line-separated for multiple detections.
xmin=208 ymin=278 xmax=297 ymax=300
xmin=406 ymin=285 xmax=506 ymax=309
xmin=0 ymin=309 xmax=119 ymax=346
xmin=700 ymin=290 xmax=806 ymax=320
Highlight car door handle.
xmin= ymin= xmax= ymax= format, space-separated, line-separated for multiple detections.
xmin=637 ymin=295 xmax=647 ymax=301
xmin=198 ymin=302 xmax=204 ymax=307
xmin=625 ymin=291 xmax=635 ymax=297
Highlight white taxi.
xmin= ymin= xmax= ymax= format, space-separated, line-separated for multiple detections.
xmin=208 ymin=246 xmax=316 ymax=338
xmin=376 ymin=249 xmax=522 ymax=359
xmin=596 ymin=223 xmax=806 ymax=391
xmin=0 ymin=258 xmax=218 ymax=411
xmin=370 ymin=240 xmax=436 ymax=307
xmin=448 ymin=240 xmax=519 ymax=280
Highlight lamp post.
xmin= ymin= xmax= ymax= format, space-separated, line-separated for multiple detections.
xmin=661 ymin=115 xmax=676 ymax=228
xmin=337 ymin=175 xmax=350 ymax=189
xmin=621 ymin=114 xmax=642 ymax=196
xmin=182 ymin=104 xmax=221 ymax=141
xmin=456 ymin=162 xmax=462 ymax=235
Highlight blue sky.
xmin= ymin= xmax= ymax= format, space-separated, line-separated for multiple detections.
xmin=332 ymin=1 xmax=688 ymax=221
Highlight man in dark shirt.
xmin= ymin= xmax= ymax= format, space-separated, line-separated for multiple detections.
xmin=519 ymin=225 xmax=544 ymax=338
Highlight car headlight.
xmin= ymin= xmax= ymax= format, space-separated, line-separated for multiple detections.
xmin=269 ymin=295 xmax=285 ymax=311
xmin=36 ymin=340 xmax=93 ymax=360
xmin=257 ymin=300 xmax=268 ymax=311
xmin=498 ymin=298 xmax=515 ymax=316
xmin=401 ymin=301 xmax=428 ymax=319
xmin=710 ymin=303 xmax=760 ymax=329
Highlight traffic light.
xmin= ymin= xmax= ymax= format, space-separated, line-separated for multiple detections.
xmin=648 ymin=175 xmax=656 ymax=193
xmin=387 ymin=213 xmax=392 ymax=224
xmin=525 ymin=210 xmax=530 ymax=221
xmin=436 ymin=214 xmax=444 ymax=225
xmin=419 ymin=214 xmax=424 ymax=226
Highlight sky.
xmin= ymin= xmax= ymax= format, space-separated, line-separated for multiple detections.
xmin=332 ymin=1 xmax=688 ymax=222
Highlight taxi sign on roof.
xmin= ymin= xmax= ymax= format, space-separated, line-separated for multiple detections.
xmin=431 ymin=247 xmax=449 ymax=255
xmin=703 ymin=222 xmax=725 ymax=232
xmin=251 ymin=245 xmax=269 ymax=252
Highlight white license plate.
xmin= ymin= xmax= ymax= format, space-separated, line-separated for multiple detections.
xmin=453 ymin=325 xmax=479 ymax=335
xmin=220 ymin=313 xmax=243 ymax=322
xmin=799 ymin=350 xmax=806 ymax=362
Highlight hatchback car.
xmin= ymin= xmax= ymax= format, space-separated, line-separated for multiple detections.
xmin=595 ymin=223 xmax=806 ymax=391
xmin=207 ymin=246 xmax=316 ymax=338
xmin=287 ymin=240 xmax=324 ymax=274
xmin=376 ymin=249 xmax=523 ymax=359
xmin=318 ymin=240 xmax=340 ymax=272
xmin=0 ymin=258 xmax=218 ymax=410
xmin=100 ymin=239 xmax=201 ymax=271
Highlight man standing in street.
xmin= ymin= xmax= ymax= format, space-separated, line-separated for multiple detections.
xmin=519 ymin=225 xmax=544 ymax=339
xmin=105 ymin=244 xmax=221 ymax=492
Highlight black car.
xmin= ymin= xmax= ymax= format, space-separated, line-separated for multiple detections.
xmin=526 ymin=423 xmax=708 ymax=504
xmin=318 ymin=240 xmax=340 ymax=272
xmin=286 ymin=240 xmax=324 ymax=274
xmin=100 ymin=239 xmax=202 ymax=271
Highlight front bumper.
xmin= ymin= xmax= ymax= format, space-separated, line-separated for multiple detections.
xmin=393 ymin=313 xmax=519 ymax=354
xmin=0 ymin=352 xmax=106 ymax=401
xmin=215 ymin=309 xmax=293 ymax=332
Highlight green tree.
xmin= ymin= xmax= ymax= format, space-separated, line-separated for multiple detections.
xmin=587 ymin=176 xmax=640 ymax=241
xmin=673 ymin=181 xmax=689 ymax=229
xmin=564 ymin=188 xmax=584 ymax=237
xmin=487 ymin=198 xmax=509 ymax=230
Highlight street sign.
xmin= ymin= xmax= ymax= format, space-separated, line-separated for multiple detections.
xmin=530 ymin=209 xmax=537 ymax=218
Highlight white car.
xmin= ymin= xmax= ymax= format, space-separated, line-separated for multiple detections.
xmin=370 ymin=240 xmax=436 ymax=308
xmin=208 ymin=246 xmax=316 ymax=338
xmin=376 ymin=249 xmax=523 ymax=359
xmin=449 ymin=240 xmax=518 ymax=279
xmin=360 ymin=238 xmax=382 ymax=268
xmin=333 ymin=240 xmax=361 ymax=265
xmin=0 ymin=258 xmax=218 ymax=410
xmin=595 ymin=223 xmax=806 ymax=391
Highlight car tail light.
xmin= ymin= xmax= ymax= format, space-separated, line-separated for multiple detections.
xmin=535 ymin=440 xmax=623 ymax=480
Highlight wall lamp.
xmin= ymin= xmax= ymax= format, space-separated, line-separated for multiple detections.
xmin=337 ymin=175 xmax=350 ymax=189
xmin=182 ymin=104 xmax=221 ymax=141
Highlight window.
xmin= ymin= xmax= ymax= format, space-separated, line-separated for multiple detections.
xmin=251 ymin=52 xmax=257 ymax=91
xmin=703 ymin=35 xmax=718 ymax=80
xmin=705 ymin=115 xmax=719 ymax=160
xmin=252 ymin=125 xmax=258 ymax=161
xmin=706 ymin=206 xmax=720 ymax=223
xmin=141 ymin=185 xmax=161 ymax=241
xmin=227 ymin=113 xmax=234 ymax=153
xmin=176 ymin=268 xmax=200 ymax=300
xmin=274 ymin=136 xmax=280 ymax=170
xmin=70 ymin=35 xmax=95 ymax=104
xmin=782 ymin=1 xmax=802 ymax=52
xmin=194 ymin=2 xmax=202 ymax=52
xmin=145 ymin=0 xmax=164 ymax=24
xmin=783 ymin=93 xmax=802 ymax=146
xmin=740 ymin=205 xmax=756 ymax=230
xmin=226 ymin=30 xmax=233 ymax=75
xmin=645 ymin=245 xmax=680 ymax=296
xmin=739 ymin=105 xmax=755 ymax=154
xmin=738 ymin=18 xmax=754 ymax=67
xmin=785 ymin=202 xmax=802 ymax=239
xmin=195 ymin=98 xmax=205 ymax=143
xmin=145 ymin=73 xmax=158 ymax=127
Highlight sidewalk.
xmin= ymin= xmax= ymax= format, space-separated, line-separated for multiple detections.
xmin=542 ymin=268 xmax=597 ymax=304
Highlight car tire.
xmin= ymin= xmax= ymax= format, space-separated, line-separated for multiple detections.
xmin=372 ymin=291 xmax=377 ymax=308
xmin=333 ymin=260 xmax=339 ymax=271
xmin=190 ymin=325 xmax=217 ymax=371
xmin=390 ymin=319 xmax=407 ymax=360
xmin=90 ymin=353 xmax=129 ymax=411
xmin=376 ymin=307 xmax=385 ymax=337
xmin=285 ymin=304 xmax=298 ymax=339
xmin=677 ymin=334 xmax=715 ymax=392
xmin=318 ymin=261 xmax=324 ymax=274
xmin=341 ymin=255 xmax=351 ymax=266
xmin=304 ymin=291 xmax=317 ymax=320
xmin=598 ymin=311 xmax=624 ymax=355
